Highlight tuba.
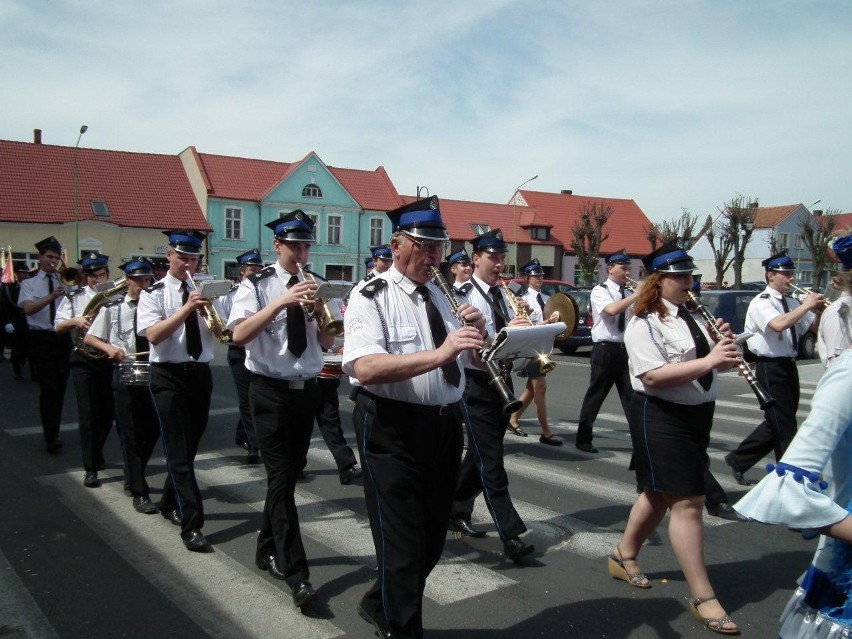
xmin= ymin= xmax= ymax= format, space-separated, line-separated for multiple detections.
xmin=296 ymin=263 xmax=344 ymax=336
xmin=76 ymin=277 xmax=129 ymax=360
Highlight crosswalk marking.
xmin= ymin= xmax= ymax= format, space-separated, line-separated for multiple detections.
xmin=0 ymin=548 xmax=60 ymax=639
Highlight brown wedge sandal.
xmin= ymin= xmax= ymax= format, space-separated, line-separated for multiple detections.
xmin=607 ymin=545 xmax=651 ymax=588
xmin=689 ymin=596 xmax=740 ymax=635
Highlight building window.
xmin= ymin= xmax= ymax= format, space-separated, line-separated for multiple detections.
xmin=470 ymin=223 xmax=491 ymax=235
xmin=530 ymin=227 xmax=549 ymax=240
xmin=799 ymin=270 xmax=813 ymax=285
xmin=225 ymin=207 xmax=243 ymax=240
xmin=794 ymin=234 xmax=804 ymax=249
xmin=325 ymin=264 xmax=353 ymax=281
xmin=302 ymin=184 xmax=322 ymax=198
xmin=90 ymin=201 xmax=110 ymax=218
xmin=370 ymin=218 xmax=384 ymax=246
xmin=327 ymin=215 xmax=342 ymax=245
xmin=778 ymin=232 xmax=789 ymax=249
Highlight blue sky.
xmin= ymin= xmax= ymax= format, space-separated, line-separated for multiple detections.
xmin=2 ymin=1 xmax=851 ymax=222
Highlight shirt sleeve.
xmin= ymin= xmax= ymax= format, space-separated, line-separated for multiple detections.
xmin=341 ymin=291 xmax=389 ymax=376
xmin=748 ymin=296 xmax=781 ymax=334
xmin=54 ymin=295 xmax=74 ymax=326
xmin=226 ymin=281 xmax=258 ymax=329
xmin=625 ymin=316 xmax=668 ymax=377
xmin=590 ymin=285 xmax=612 ymax=318
xmin=17 ymin=279 xmax=36 ymax=306
xmin=135 ymin=289 xmax=162 ymax=336
xmin=88 ymin=306 xmax=111 ymax=340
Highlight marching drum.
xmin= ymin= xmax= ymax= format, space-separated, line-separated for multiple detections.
xmin=319 ymin=353 xmax=344 ymax=379
xmin=119 ymin=360 xmax=151 ymax=386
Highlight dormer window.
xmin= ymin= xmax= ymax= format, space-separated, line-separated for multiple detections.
xmin=530 ymin=226 xmax=549 ymax=240
xmin=302 ymin=184 xmax=322 ymax=198
xmin=470 ymin=223 xmax=491 ymax=234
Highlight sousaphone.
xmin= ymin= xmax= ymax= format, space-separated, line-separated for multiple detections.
xmin=543 ymin=292 xmax=579 ymax=339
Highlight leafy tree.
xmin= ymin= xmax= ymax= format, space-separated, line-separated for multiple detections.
xmin=570 ymin=201 xmax=612 ymax=287
xmin=799 ymin=207 xmax=840 ymax=291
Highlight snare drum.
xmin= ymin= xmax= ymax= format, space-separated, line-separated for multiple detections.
xmin=119 ymin=360 xmax=151 ymax=386
xmin=318 ymin=353 xmax=344 ymax=379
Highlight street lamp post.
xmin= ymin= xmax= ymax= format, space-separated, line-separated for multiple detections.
xmin=512 ymin=174 xmax=538 ymax=275
xmin=72 ymin=125 xmax=88 ymax=259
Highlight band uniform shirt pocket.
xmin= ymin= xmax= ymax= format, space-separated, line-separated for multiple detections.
xmin=387 ymin=325 xmax=417 ymax=355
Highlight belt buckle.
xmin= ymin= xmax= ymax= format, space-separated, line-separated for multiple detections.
xmin=438 ymin=404 xmax=451 ymax=416
xmin=290 ymin=379 xmax=305 ymax=390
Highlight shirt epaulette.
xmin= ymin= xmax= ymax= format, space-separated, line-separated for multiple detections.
xmin=759 ymin=293 xmax=770 ymax=299
xmin=248 ymin=266 xmax=276 ymax=285
xmin=454 ymin=282 xmax=473 ymax=297
xmin=361 ymin=272 xmax=375 ymax=284
xmin=360 ymin=279 xmax=388 ymax=298
xmin=229 ymin=284 xmax=239 ymax=293
xmin=66 ymin=287 xmax=85 ymax=298
xmin=103 ymin=297 xmax=124 ymax=308
xmin=145 ymin=282 xmax=165 ymax=293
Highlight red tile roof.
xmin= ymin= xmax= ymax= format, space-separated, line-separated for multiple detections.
xmin=823 ymin=212 xmax=852 ymax=230
xmin=751 ymin=205 xmax=801 ymax=229
xmin=195 ymin=151 xmax=404 ymax=211
xmin=517 ymin=190 xmax=654 ymax=255
xmin=0 ymin=140 xmax=208 ymax=229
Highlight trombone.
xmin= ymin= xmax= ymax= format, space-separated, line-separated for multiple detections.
xmin=184 ymin=269 xmax=233 ymax=344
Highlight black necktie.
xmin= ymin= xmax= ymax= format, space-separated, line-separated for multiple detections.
xmin=678 ymin=306 xmax=713 ymax=391
xmin=489 ymin=286 xmax=508 ymax=331
xmin=536 ymin=293 xmax=545 ymax=313
xmin=618 ymin=286 xmax=626 ymax=332
xmin=130 ymin=301 xmax=149 ymax=362
xmin=416 ymin=285 xmax=461 ymax=387
xmin=286 ymin=276 xmax=307 ymax=357
xmin=47 ymin=275 xmax=56 ymax=324
xmin=181 ymin=282 xmax=203 ymax=360
xmin=780 ymin=296 xmax=798 ymax=352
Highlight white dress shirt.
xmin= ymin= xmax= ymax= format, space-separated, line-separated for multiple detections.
xmin=54 ymin=287 xmax=95 ymax=348
xmin=17 ymin=270 xmax=61 ymax=330
xmin=590 ymin=278 xmax=628 ymax=343
xmin=88 ymin=297 xmax=143 ymax=355
xmin=227 ymin=262 xmax=323 ymax=380
xmin=519 ymin=287 xmax=548 ymax=324
xmin=625 ymin=298 xmax=717 ymax=405
xmin=817 ymin=291 xmax=852 ymax=367
xmin=745 ymin=286 xmax=815 ymax=358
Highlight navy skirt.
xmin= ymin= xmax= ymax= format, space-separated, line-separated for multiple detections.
xmin=628 ymin=393 xmax=714 ymax=497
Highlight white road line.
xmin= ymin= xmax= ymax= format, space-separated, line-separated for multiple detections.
xmin=37 ymin=471 xmax=343 ymax=639
xmin=0 ymin=548 xmax=60 ymax=639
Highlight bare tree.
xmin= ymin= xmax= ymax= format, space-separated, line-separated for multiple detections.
xmin=570 ymin=201 xmax=612 ymax=287
xmin=799 ymin=207 xmax=840 ymax=291
xmin=706 ymin=195 xmax=759 ymax=288
xmin=645 ymin=208 xmax=712 ymax=251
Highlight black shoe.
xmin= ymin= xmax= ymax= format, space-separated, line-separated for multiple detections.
xmin=448 ymin=517 xmax=487 ymax=538
xmin=507 ymin=423 xmax=528 ymax=437
xmin=575 ymin=442 xmax=599 ymax=454
xmin=132 ymin=496 xmax=159 ymax=514
xmin=539 ymin=434 xmax=563 ymax=446
xmin=291 ymin=580 xmax=317 ymax=608
xmin=707 ymin=502 xmax=746 ymax=522
xmin=83 ymin=471 xmax=101 ymax=488
xmin=255 ymin=553 xmax=286 ymax=580
xmin=246 ymin=449 xmax=260 ymax=464
xmin=731 ymin=469 xmax=756 ymax=486
xmin=45 ymin=438 xmax=62 ymax=453
xmin=339 ymin=465 xmax=362 ymax=485
xmin=160 ymin=508 xmax=182 ymax=526
xmin=181 ymin=529 xmax=210 ymax=552
xmin=357 ymin=604 xmax=393 ymax=638
xmin=503 ymin=537 xmax=534 ymax=563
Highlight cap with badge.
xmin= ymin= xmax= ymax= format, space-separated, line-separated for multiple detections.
xmin=370 ymin=244 xmax=392 ymax=261
xmin=762 ymin=250 xmax=796 ymax=272
xmin=163 ymin=229 xmax=208 ymax=255
xmin=35 ymin=236 xmax=63 ymax=253
xmin=364 ymin=258 xmax=374 ymax=268
xmin=520 ymin=258 xmax=545 ymax=276
xmin=641 ymin=239 xmax=696 ymax=274
xmin=472 ymin=228 xmax=509 ymax=254
xmin=236 ymin=248 xmax=264 ymax=267
xmin=78 ymin=251 xmax=109 ymax=272
xmin=832 ymin=234 xmax=852 ymax=270
xmin=446 ymin=249 xmax=471 ymax=266
xmin=606 ymin=250 xmax=631 ymax=265
xmin=387 ymin=196 xmax=449 ymax=241
xmin=265 ymin=210 xmax=315 ymax=243
xmin=119 ymin=258 xmax=154 ymax=278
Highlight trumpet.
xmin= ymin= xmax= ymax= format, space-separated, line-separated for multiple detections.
xmin=787 ymin=283 xmax=830 ymax=309
xmin=430 ymin=267 xmax=522 ymax=415
xmin=498 ymin=278 xmax=556 ymax=374
xmin=184 ymin=270 xmax=233 ymax=344
xmin=624 ymin=276 xmax=639 ymax=291
xmin=685 ymin=291 xmax=775 ymax=410
xmin=295 ymin=263 xmax=344 ymax=336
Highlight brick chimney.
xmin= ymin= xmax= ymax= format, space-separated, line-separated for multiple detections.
xmin=561 ymin=189 xmax=573 ymax=195
xmin=33 ymin=129 xmax=42 ymax=144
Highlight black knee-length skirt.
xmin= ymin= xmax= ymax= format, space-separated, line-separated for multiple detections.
xmin=628 ymin=392 xmax=714 ymax=496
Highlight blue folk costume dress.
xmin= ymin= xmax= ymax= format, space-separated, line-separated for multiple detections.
xmin=735 ymin=349 xmax=852 ymax=638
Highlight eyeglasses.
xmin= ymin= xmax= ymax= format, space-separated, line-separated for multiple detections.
xmin=405 ymin=235 xmax=449 ymax=254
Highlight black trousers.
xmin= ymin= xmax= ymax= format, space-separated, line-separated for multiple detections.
xmin=353 ymin=390 xmax=462 ymax=639
xmin=114 ymin=369 xmax=160 ymax=498
xmin=5 ymin=320 xmax=28 ymax=375
xmin=576 ymin=342 xmax=632 ymax=446
xmin=70 ymin=352 xmax=115 ymax=472
xmin=725 ymin=358 xmax=799 ymax=474
xmin=27 ymin=330 xmax=71 ymax=443
xmin=452 ymin=370 xmax=526 ymax=542
xmin=312 ymin=376 xmax=357 ymax=472
xmin=250 ymin=374 xmax=318 ymax=588
xmin=227 ymin=346 xmax=258 ymax=451
xmin=150 ymin=363 xmax=212 ymax=535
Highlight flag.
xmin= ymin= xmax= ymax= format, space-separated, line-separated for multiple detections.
xmin=1 ymin=249 xmax=13 ymax=285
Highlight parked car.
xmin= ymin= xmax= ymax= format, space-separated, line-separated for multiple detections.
xmin=509 ymin=279 xmax=578 ymax=296
xmin=696 ymin=289 xmax=817 ymax=359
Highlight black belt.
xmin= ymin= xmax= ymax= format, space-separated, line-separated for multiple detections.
xmin=751 ymin=355 xmax=796 ymax=363
xmin=28 ymin=328 xmax=57 ymax=334
xmin=250 ymin=373 xmax=316 ymax=391
xmin=595 ymin=341 xmax=626 ymax=348
xmin=152 ymin=361 xmax=210 ymax=371
xmin=354 ymin=387 xmax=458 ymax=416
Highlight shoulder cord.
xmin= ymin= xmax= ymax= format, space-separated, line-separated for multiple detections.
xmin=641 ymin=315 xmax=671 ymax=362
xmin=371 ymin=297 xmax=390 ymax=353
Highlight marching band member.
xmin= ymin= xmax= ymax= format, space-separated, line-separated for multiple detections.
xmin=818 ymin=232 xmax=852 ymax=368
xmin=575 ymin=250 xmax=638 ymax=453
xmin=508 ymin=258 xmax=560 ymax=445
xmin=725 ymin=250 xmax=822 ymax=486
xmin=446 ymin=249 xmax=473 ymax=296
xmin=54 ymin=252 xmax=114 ymax=488
xmin=137 ymin=229 xmax=221 ymax=552
xmin=84 ymin=258 xmax=159 ymax=513
xmin=611 ymin=240 xmax=741 ymax=635
xmin=448 ymin=228 xmax=535 ymax=562
xmin=228 ymin=211 xmax=333 ymax=608
xmin=351 ymin=245 xmax=393 ymax=297
xmin=0 ymin=262 xmax=32 ymax=380
xmin=344 ymin=196 xmax=484 ymax=639
xmin=18 ymin=236 xmax=72 ymax=453
xmin=221 ymin=248 xmax=264 ymax=463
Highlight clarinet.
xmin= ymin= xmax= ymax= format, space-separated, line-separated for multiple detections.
xmin=686 ymin=291 xmax=775 ymax=410
xmin=429 ymin=267 xmax=522 ymax=415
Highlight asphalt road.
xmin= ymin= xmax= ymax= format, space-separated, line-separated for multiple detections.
xmin=0 ymin=345 xmax=826 ymax=639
